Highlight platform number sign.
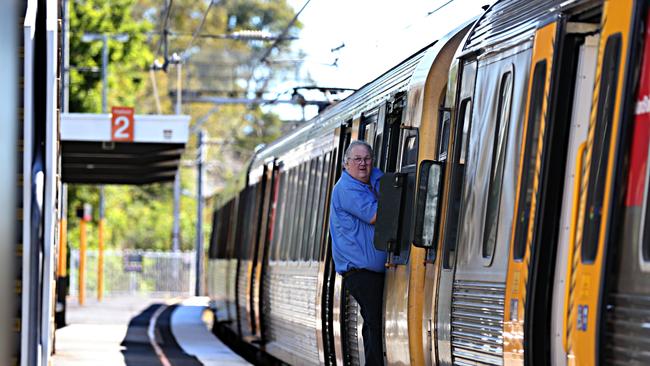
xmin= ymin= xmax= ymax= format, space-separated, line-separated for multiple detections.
xmin=111 ymin=106 xmax=134 ymax=142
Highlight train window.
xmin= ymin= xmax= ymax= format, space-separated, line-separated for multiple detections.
xmin=438 ymin=108 xmax=451 ymax=161
xmin=302 ymin=159 xmax=317 ymax=260
xmin=482 ymin=70 xmax=513 ymax=263
xmin=582 ymin=34 xmax=621 ymax=263
xmin=271 ymin=171 xmax=287 ymax=261
xmin=291 ymin=163 xmax=306 ymax=260
xmin=282 ymin=168 xmax=297 ymax=260
xmin=513 ymin=61 xmax=546 ymax=260
xmin=400 ymin=132 xmax=419 ymax=168
xmin=308 ymin=157 xmax=323 ymax=260
xmin=214 ymin=203 xmax=231 ymax=258
xmin=318 ymin=152 xmax=332 ymax=261
xmin=458 ymin=99 xmax=472 ymax=164
xmin=208 ymin=211 xmax=220 ymax=259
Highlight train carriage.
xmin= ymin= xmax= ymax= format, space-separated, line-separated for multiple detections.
xmin=207 ymin=0 xmax=650 ymax=365
xmin=1 ymin=0 xmax=63 ymax=365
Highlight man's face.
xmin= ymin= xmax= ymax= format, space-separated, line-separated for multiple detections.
xmin=345 ymin=145 xmax=373 ymax=183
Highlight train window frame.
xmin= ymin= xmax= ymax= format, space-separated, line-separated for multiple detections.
xmin=302 ymin=158 xmax=318 ymax=261
xmin=399 ymin=130 xmax=419 ymax=169
xmin=271 ymin=171 xmax=287 ymax=261
xmin=307 ymin=156 xmax=322 ymax=261
xmin=281 ymin=167 xmax=296 ymax=261
xmin=458 ymin=98 xmax=473 ymax=165
xmin=293 ymin=162 xmax=308 ymax=261
xmin=318 ymin=152 xmax=333 ymax=262
xmin=481 ymin=67 xmax=514 ymax=266
xmin=215 ymin=203 xmax=231 ymax=259
xmin=438 ymin=107 xmax=452 ymax=161
xmin=208 ymin=209 xmax=220 ymax=259
xmin=513 ymin=60 xmax=547 ymax=261
xmin=581 ymin=33 xmax=622 ymax=263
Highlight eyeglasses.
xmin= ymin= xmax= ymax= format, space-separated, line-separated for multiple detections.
xmin=349 ymin=157 xmax=372 ymax=165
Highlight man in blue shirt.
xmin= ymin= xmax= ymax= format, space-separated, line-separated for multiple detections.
xmin=330 ymin=140 xmax=386 ymax=366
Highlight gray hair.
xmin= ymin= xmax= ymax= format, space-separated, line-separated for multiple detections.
xmin=344 ymin=140 xmax=373 ymax=161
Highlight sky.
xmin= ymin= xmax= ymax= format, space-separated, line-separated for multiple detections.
xmin=267 ymin=0 xmax=492 ymax=120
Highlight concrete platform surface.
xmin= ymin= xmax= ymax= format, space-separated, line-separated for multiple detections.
xmin=53 ymin=295 xmax=249 ymax=366
xmin=171 ymin=297 xmax=250 ymax=365
xmin=53 ymin=296 xmax=169 ymax=366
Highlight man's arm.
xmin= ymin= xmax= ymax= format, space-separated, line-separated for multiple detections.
xmin=370 ymin=213 xmax=377 ymax=225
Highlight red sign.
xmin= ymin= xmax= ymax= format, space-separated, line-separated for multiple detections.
xmin=111 ymin=106 xmax=134 ymax=142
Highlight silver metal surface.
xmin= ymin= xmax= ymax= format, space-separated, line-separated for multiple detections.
xmin=450 ymin=42 xmax=532 ymax=366
xmin=384 ymin=265 xmax=411 ymax=365
xmin=263 ymin=260 xmax=320 ymax=365
xmin=333 ymin=273 xmax=345 ymax=366
xmin=0 ymin=0 xmax=18 ymax=363
xmin=450 ymin=280 xmax=505 ymax=365
xmin=237 ymin=259 xmax=253 ymax=337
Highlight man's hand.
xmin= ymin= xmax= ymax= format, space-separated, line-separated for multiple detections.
xmin=370 ymin=213 xmax=377 ymax=225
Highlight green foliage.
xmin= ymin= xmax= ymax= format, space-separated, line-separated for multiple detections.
xmin=66 ymin=0 xmax=302 ymax=252
xmin=69 ymin=0 xmax=154 ymax=113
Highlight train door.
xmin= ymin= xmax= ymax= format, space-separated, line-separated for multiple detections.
xmin=235 ymin=183 xmax=258 ymax=338
xmin=252 ymin=160 xmax=277 ymax=344
xmin=225 ymin=195 xmax=240 ymax=324
xmin=331 ymin=121 xmax=353 ymax=366
xmin=373 ymin=92 xmax=418 ymax=365
xmin=599 ymin=4 xmax=650 ymax=364
xmin=502 ymin=17 xmax=602 ymax=365
xmin=437 ymin=35 xmax=532 ymax=366
xmin=565 ymin=0 xmax=639 ymax=364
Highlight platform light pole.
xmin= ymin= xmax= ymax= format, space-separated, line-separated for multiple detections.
xmin=195 ymin=130 xmax=206 ymax=296
xmin=171 ymin=54 xmax=183 ymax=252
xmin=81 ymin=32 xmax=129 ymax=301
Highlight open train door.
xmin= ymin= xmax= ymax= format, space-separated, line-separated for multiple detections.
xmin=596 ymin=1 xmax=650 ymax=364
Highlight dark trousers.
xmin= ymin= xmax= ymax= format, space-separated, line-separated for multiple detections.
xmin=344 ymin=270 xmax=385 ymax=366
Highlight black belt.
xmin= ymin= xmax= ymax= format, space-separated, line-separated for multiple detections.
xmin=342 ymin=268 xmax=367 ymax=278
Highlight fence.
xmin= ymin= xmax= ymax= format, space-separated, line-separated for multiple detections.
xmin=69 ymin=249 xmax=196 ymax=298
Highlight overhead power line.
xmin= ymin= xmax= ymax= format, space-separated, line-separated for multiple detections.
xmin=257 ymin=0 xmax=312 ymax=64
xmin=181 ymin=0 xmax=217 ymax=60
xmin=154 ymin=0 xmax=174 ymax=60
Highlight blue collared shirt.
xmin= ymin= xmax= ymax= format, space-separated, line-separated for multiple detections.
xmin=329 ymin=167 xmax=386 ymax=274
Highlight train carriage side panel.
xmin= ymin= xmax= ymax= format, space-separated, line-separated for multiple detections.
xmin=569 ymin=0 xmax=636 ymax=363
xmin=599 ymin=1 xmax=650 ymax=364
xmin=2 ymin=0 xmax=20 ymax=364
xmin=503 ymin=20 xmax=559 ymax=364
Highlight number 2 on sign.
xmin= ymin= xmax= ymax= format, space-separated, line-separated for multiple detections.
xmin=113 ymin=116 xmax=131 ymax=139
xmin=111 ymin=106 xmax=134 ymax=141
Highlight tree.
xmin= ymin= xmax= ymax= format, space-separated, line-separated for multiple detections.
xmin=66 ymin=0 xmax=304 ymax=252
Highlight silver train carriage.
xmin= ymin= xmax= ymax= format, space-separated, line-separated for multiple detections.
xmin=207 ymin=0 xmax=650 ymax=365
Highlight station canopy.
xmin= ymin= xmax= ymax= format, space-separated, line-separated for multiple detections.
xmin=61 ymin=112 xmax=190 ymax=185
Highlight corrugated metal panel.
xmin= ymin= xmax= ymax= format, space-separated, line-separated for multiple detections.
xmin=237 ymin=259 xmax=251 ymax=335
xmin=344 ymin=293 xmax=364 ymax=366
xmin=603 ymin=293 xmax=650 ymax=365
xmin=227 ymin=259 xmax=238 ymax=321
xmin=264 ymin=261 xmax=320 ymax=365
xmin=451 ymin=280 xmax=505 ymax=366
xmin=463 ymin=0 xmax=588 ymax=53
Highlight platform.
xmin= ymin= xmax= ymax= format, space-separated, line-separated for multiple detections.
xmin=52 ymin=296 xmax=249 ymax=366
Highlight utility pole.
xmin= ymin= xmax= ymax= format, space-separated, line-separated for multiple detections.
xmin=98 ymin=34 xmax=108 ymax=302
xmin=172 ymin=59 xmax=182 ymax=252
xmin=195 ymin=130 xmax=206 ymax=296
xmin=81 ymin=32 xmax=129 ymax=300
